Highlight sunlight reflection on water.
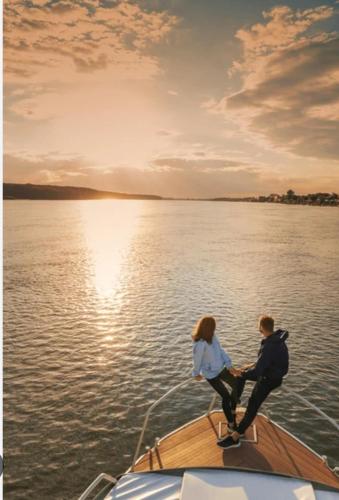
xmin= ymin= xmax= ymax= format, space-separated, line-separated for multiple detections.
xmin=3 ymin=200 xmax=339 ymax=499
xmin=81 ymin=200 xmax=142 ymax=299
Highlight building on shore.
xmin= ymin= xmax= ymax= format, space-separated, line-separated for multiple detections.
xmin=255 ymin=191 xmax=338 ymax=206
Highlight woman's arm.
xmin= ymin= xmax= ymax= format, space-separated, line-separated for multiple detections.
xmin=192 ymin=341 xmax=205 ymax=377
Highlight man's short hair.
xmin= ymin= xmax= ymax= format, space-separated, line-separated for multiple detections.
xmin=259 ymin=315 xmax=274 ymax=333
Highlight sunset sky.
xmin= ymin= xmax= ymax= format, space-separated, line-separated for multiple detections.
xmin=4 ymin=0 xmax=339 ymax=198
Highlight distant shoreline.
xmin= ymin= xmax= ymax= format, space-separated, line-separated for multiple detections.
xmin=3 ymin=183 xmax=338 ymax=207
xmin=3 ymin=183 xmax=162 ymax=201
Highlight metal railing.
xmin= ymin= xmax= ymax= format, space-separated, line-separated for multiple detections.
xmin=78 ymin=473 xmax=117 ymax=500
xmin=130 ymin=377 xmax=339 ymax=472
xmin=131 ymin=377 xmax=193 ymax=471
xmin=79 ymin=378 xmax=339 ymax=498
xmin=282 ymin=388 xmax=339 ymax=432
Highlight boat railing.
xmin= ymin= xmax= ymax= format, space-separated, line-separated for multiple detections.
xmin=131 ymin=377 xmax=193 ymax=471
xmin=78 ymin=473 xmax=117 ymax=500
xmin=80 ymin=377 xmax=339 ymax=498
xmin=130 ymin=375 xmax=339 ymax=472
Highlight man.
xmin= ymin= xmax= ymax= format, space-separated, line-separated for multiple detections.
xmin=218 ymin=315 xmax=289 ymax=449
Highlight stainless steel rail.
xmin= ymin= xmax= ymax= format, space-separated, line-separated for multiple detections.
xmin=205 ymin=393 xmax=217 ymax=416
xmin=79 ymin=378 xmax=339 ymax=498
xmin=131 ymin=377 xmax=193 ymax=471
xmin=283 ymin=388 xmax=339 ymax=432
xmin=78 ymin=473 xmax=117 ymax=500
xmin=130 ymin=378 xmax=339 ymax=472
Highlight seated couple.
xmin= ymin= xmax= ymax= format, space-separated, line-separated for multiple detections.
xmin=192 ymin=315 xmax=289 ymax=449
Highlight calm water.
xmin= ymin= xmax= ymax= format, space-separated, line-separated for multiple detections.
xmin=3 ymin=200 xmax=339 ymax=499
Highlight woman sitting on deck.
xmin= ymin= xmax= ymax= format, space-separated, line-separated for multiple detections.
xmin=192 ymin=316 xmax=240 ymax=432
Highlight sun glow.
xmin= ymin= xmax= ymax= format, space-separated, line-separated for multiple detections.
xmin=81 ymin=200 xmax=142 ymax=298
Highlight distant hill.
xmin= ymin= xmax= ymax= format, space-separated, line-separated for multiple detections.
xmin=3 ymin=183 xmax=162 ymax=201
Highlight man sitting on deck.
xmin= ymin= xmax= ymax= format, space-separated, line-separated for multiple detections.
xmin=218 ymin=315 xmax=289 ymax=449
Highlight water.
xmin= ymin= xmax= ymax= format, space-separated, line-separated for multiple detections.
xmin=3 ymin=200 xmax=339 ymax=499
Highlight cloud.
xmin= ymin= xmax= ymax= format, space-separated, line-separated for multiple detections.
xmin=152 ymin=157 xmax=248 ymax=172
xmin=4 ymin=0 xmax=179 ymax=84
xmin=156 ymin=129 xmax=180 ymax=137
xmin=3 ymin=152 xmax=262 ymax=196
xmin=3 ymin=152 xmax=90 ymax=184
xmin=7 ymin=151 xmax=338 ymax=198
xmin=232 ymin=5 xmax=333 ymax=63
xmin=214 ymin=5 xmax=339 ymax=161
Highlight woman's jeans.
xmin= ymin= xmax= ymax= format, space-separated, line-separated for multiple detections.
xmin=206 ymin=367 xmax=238 ymax=423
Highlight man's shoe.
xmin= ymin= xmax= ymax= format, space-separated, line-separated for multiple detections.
xmin=217 ymin=436 xmax=241 ymax=449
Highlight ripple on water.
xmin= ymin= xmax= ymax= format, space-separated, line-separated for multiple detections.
xmin=3 ymin=200 xmax=339 ymax=499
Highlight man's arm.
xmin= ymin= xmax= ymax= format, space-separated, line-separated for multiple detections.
xmin=243 ymin=345 xmax=272 ymax=379
xmin=241 ymin=362 xmax=255 ymax=370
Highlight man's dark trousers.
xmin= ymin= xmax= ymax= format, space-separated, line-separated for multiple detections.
xmin=236 ymin=373 xmax=282 ymax=434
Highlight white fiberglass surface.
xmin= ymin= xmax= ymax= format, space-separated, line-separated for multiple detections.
xmin=180 ymin=470 xmax=338 ymax=500
xmin=316 ymin=491 xmax=339 ymax=500
xmin=105 ymin=472 xmax=181 ymax=499
xmin=104 ymin=470 xmax=339 ymax=500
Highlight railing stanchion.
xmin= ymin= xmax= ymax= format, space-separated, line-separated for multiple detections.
xmin=131 ymin=377 xmax=192 ymax=471
xmin=206 ymin=394 xmax=217 ymax=416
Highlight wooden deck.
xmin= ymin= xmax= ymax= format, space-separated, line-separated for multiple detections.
xmin=133 ymin=410 xmax=339 ymax=489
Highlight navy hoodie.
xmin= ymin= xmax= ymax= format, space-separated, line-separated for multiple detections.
xmin=245 ymin=329 xmax=289 ymax=381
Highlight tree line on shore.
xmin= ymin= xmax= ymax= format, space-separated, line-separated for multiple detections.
xmin=255 ymin=190 xmax=338 ymax=206
xmin=212 ymin=190 xmax=338 ymax=206
xmin=3 ymin=183 xmax=338 ymax=206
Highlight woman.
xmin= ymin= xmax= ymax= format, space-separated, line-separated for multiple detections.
xmin=192 ymin=316 xmax=239 ymax=431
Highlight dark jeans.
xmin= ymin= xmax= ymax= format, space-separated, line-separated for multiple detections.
xmin=236 ymin=374 xmax=282 ymax=434
xmin=206 ymin=367 xmax=238 ymax=424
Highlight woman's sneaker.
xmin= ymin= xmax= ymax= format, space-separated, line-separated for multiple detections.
xmin=217 ymin=422 xmax=235 ymax=441
xmin=217 ymin=436 xmax=241 ymax=449
xmin=227 ymin=422 xmax=236 ymax=433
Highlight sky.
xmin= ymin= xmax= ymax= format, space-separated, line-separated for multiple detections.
xmin=4 ymin=0 xmax=339 ymax=198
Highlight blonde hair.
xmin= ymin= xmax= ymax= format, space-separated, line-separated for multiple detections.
xmin=192 ymin=316 xmax=216 ymax=344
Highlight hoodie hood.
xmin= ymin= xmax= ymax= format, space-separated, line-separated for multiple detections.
xmin=247 ymin=328 xmax=289 ymax=380
xmin=267 ymin=329 xmax=289 ymax=343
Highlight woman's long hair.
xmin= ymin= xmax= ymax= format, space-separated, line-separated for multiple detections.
xmin=192 ymin=316 xmax=216 ymax=344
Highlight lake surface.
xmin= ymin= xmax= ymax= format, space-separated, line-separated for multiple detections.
xmin=3 ymin=200 xmax=339 ymax=499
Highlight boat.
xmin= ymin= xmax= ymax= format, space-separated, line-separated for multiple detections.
xmin=79 ymin=378 xmax=339 ymax=499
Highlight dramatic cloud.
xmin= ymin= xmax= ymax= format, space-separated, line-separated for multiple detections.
xmin=4 ymin=0 xmax=178 ymax=83
xmin=231 ymin=5 xmax=333 ymax=64
xmin=220 ymin=5 xmax=339 ymax=161
xmin=4 ymin=2 xmax=339 ymax=196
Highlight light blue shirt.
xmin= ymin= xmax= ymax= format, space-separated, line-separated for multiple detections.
xmin=192 ymin=334 xmax=232 ymax=379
